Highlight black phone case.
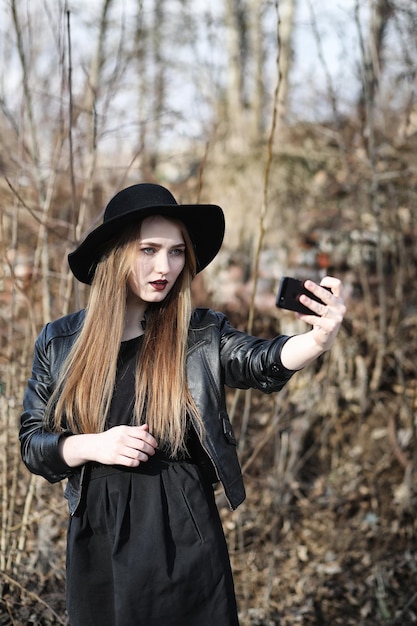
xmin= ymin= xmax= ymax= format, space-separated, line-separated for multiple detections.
xmin=276 ymin=277 xmax=326 ymax=316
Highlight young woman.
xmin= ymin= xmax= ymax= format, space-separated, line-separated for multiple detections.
xmin=20 ymin=183 xmax=346 ymax=626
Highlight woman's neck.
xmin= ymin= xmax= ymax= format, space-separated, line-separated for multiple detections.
xmin=123 ymin=299 xmax=147 ymax=341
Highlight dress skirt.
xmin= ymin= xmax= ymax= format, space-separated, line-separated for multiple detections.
xmin=66 ymin=452 xmax=239 ymax=626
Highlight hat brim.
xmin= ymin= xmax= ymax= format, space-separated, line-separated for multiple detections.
xmin=68 ymin=203 xmax=225 ymax=284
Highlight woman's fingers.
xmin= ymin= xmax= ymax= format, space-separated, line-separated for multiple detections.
xmin=296 ymin=277 xmax=346 ymax=351
xmin=97 ymin=425 xmax=158 ymax=466
xmin=300 ymin=278 xmax=346 ymax=318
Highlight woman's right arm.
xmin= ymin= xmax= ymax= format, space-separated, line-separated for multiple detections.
xmin=20 ymin=327 xmax=158 ymax=479
xmin=19 ymin=326 xmax=74 ymax=482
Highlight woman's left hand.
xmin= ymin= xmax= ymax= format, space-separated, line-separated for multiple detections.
xmin=297 ymin=276 xmax=346 ymax=352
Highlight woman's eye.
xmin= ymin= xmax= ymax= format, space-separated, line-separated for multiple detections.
xmin=142 ymin=247 xmax=155 ymax=255
xmin=171 ymin=248 xmax=185 ymax=256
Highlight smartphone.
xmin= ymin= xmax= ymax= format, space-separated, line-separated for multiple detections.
xmin=276 ymin=277 xmax=328 ymax=316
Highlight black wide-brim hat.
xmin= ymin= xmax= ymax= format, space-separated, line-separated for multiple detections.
xmin=68 ymin=183 xmax=225 ymax=284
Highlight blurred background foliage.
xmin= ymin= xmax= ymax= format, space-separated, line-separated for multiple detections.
xmin=1 ymin=1 xmax=417 ymax=624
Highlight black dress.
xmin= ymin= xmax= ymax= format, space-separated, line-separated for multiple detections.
xmin=66 ymin=337 xmax=239 ymax=626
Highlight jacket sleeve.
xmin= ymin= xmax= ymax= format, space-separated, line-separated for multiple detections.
xmin=19 ymin=324 xmax=74 ymax=483
xmin=218 ymin=313 xmax=296 ymax=392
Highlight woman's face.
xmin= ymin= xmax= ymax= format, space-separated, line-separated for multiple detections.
xmin=127 ymin=215 xmax=186 ymax=304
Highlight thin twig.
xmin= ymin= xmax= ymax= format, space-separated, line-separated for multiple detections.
xmin=237 ymin=0 xmax=282 ymax=454
xmin=66 ymin=8 xmax=77 ymax=238
xmin=1 ymin=572 xmax=67 ymax=625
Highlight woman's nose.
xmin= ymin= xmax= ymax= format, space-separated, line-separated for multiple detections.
xmin=155 ymin=251 xmax=170 ymax=274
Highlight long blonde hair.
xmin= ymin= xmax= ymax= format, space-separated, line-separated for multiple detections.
xmin=48 ymin=218 xmax=202 ymax=457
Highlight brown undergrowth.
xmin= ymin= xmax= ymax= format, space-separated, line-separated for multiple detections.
xmin=2 ymin=295 xmax=417 ymax=625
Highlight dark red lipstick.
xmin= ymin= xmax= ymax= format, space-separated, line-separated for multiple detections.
xmin=150 ymin=280 xmax=168 ymax=291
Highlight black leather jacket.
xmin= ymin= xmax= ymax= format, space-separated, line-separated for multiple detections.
xmin=20 ymin=308 xmax=294 ymax=513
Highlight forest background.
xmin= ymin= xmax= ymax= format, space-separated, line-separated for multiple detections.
xmin=1 ymin=0 xmax=417 ymax=624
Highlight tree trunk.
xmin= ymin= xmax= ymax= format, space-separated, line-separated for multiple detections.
xmin=275 ymin=0 xmax=296 ymax=140
xmin=247 ymin=0 xmax=265 ymax=141
xmin=223 ymin=0 xmax=248 ymax=149
xmin=357 ymin=0 xmax=394 ymax=125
